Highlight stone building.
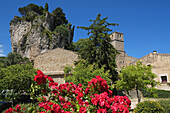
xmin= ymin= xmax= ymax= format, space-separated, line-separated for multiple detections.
xmin=34 ymin=48 xmax=78 ymax=84
xmin=34 ymin=31 xmax=170 ymax=90
xmin=110 ymin=31 xmax=170 ymax=90
xmin=136 ymin=52 xmax=170 ymax=90
xmin=110 ymin=32 xmax=138 ymax=70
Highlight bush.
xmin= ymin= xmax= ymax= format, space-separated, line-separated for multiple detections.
xmin=141 ymin=88 xmax=170 ymax=98
xmin=65 ymin=60 xmax=111 ymax=90
xmin=133 ymin=101 xmax=164 ymax=113
xmin=0 ymin=64 xmax=36 ymax=102
xmin=158 ymin=100 xmax=170 ymax=113
xmin=5 ymin=70 xmax=131 ymax=113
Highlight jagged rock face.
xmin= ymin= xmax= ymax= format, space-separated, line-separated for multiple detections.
xmin=10 ymin=13 xmax=74 ymax=59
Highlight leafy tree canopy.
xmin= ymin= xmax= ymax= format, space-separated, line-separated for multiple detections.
xmin=64 ymin=60 xmax=111 ymax=90
xmin=52 ymin=7 xmax=68 ymax=26
xmin=115 ymin=61 xmax=159 ymax=103
xmin=77 ymin=14 xmax=118 ymax=82
xmin=0 ymin=63 xmax=36 ymax=101
xmin=0 ymin=52 xmax=31 ymax=67
xmin=18 ymin=3 xmax=44 ymax=17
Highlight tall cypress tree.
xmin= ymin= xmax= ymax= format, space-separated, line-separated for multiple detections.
xmin=77 ymin=14 xmax=119 ymax=82
xmin=44 ymin=3 xmax=49 ymax=12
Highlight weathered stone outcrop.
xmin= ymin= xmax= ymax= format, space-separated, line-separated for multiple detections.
xmin=10 ymin=12 xmax=74 ymax=59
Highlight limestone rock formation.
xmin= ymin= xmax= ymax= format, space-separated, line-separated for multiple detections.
xmin=10 ymin=5 xmax=74 ymax=59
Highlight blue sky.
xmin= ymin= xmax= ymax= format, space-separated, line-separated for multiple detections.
xmin=0 ymin=0 xmax=170 ymax=58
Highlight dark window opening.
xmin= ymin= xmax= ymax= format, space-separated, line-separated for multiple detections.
xmin=147 ymin=64 xmax=151 ymax=67
xmin=161 ymin=76 xmax=167 ymax=83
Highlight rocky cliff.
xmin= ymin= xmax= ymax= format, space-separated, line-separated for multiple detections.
xmin=10 ymin=4 xmax=74 ymax=59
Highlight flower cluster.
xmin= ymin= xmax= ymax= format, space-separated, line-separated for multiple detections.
xmin=6 ymin=70 xmax=131 ymax=113
xmin=5 ymin=105 xmax=25 ymax=113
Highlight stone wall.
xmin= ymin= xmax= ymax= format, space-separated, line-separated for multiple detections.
xmin=137 ymin=52 xmax=170 ymax=90
xmin=116 ymin=53 xmax=138 ymax=71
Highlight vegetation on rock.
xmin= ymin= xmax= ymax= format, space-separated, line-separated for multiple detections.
xmin=11 ymin=3 xmax=74 ymax=55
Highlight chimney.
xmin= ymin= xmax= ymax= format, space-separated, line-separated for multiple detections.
xmin=153 ymin=50 xmax=157 ymax=53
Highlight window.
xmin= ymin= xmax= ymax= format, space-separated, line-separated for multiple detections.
xmin=159 ymin=74 xmax=168 ymax=83
xmin=161 ymin=76 xmax=167 ymax=83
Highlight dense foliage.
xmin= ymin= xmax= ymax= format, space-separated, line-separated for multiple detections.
xmin=64 ymin=60 xmax=111 ymax=89
xmin=77 ymin=14 xmax=118 ymax=82
xmin=141 ymin=88 xmax=170 ymax=98
xmin=158 ymin=99 xmax=170 ymax=113
xmin=133 ymin=101 xmax=164 ymax=113
xmin=70 ymin=38 xmax=90 ymax=52
xmin=17 ymin=3 xmax=68 ymax=28
xmin=0 ymin=52 xmax=31 ymax=67
xmin=115 ymin=61 xmax=159 ymax=103
xmin=52 ymin=7 xmax=68 ymax=26
xmin=0 ymin=63 xmax=36 ymax=102
xmin=5 ymin=70 xmax=131 ymax=113
xmin=18 ymin=3 xmax=44 ymax=17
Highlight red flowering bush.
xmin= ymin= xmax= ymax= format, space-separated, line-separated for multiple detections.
xmin=5 ymin=105 xmax=25 ymax=113
xmin=6 ymin=70 xmax=131 ymax=113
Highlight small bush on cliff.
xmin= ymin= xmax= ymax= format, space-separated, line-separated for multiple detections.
xmin=18 ymin=3 xmax=44 ymax=17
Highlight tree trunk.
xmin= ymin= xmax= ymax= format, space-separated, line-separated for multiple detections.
xmin=136 ymin=89 xmax=141 ymax=103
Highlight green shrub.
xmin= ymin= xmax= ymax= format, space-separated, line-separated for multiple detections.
xmin=133 ymin=101 xmax=164 ymax=113
xmin=65 ymin=60 xmax=111 ymax=90
xmin=141 ymin=88 xmax=170 ymax=98
xmin=158 ymin=100 xmax=170 ymax=113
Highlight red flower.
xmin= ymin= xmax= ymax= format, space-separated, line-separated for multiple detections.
xmin=48 ymin=77 xmax=54 ymax=82
xmin=34 ymin=70 xmax=48 ymax=85
xmin=5 ymin=108 xmax=13 ymax=113
xmin=79 ymin=107 xmax=87 ymax=113
xmin=15 ymin=104 xmax=21 ymax=110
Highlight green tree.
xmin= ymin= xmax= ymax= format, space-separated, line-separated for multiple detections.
xmin=44 ymin=3 xmax=49 ymax=12
xmin=0 ymin=64 xmax=36 ymax=102
xmin=0 ymin=52 xmax=31 ymax=67
xmin=115 ymin=61 xmax=159 ymax=103
xmin=18 ymin=3 xmax=44 ymax=17
xmin=52 ymin=7 xmax=68 ymax=26
xmin=77 ymin=14 xmax=118 ymax=82
xmin=64 ymin=60 xmax=111 ymax=89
